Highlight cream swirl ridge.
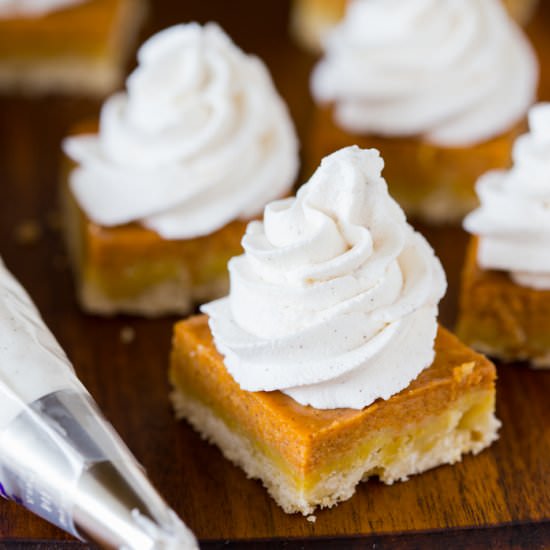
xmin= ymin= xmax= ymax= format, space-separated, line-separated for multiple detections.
xmin=202 ymin=146 xmax=447 ymax=409
xmin=63 ymin=23 xmax=299 ymax=239
xmin=0 ymin=0 xmax=86 ymax=17
xmin=464 ymin=103 xmax=550 ymax=289
xmin=311 ymin=0 xmax=538 ymax=147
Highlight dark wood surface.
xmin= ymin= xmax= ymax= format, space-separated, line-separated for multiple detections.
xmin=1 ymin=1 xmax=549 ymax=548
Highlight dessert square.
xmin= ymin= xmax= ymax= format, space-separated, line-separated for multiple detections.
xmin=170 ymin=315 xmax=499 ymax=516
xmin=61 ymin=24 xmax=298 ymax=316
xmin=0 ymin=0 xmax=147 ymax=95
xmin=308 ymin=0 xmax=538 ymax=225
xmin=457 ymin=237 xmax=550 ymax=367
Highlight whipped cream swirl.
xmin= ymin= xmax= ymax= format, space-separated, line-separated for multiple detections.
xmin=0 ymin=0 xmax=86 ymax=17
xmin=464 ymin=103 xmax=550 ymax=289
xmin=311 ymin=0 xmax=538 ymax=147
xmin=63 ymin=23 xmax=299 ymax=239
xmin=203 ymin=147 xmax=447 ymax=409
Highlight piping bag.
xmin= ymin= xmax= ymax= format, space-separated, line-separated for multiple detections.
xmin=0 ymin=258 xmax=198 ymax=549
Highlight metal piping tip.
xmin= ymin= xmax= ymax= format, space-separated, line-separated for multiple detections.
xmin=0 ymin=389 xmax=198 ymax=549
xmin=75 ymin=461 xmax=197 ymax=549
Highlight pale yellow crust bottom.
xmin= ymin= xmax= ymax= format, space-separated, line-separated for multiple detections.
xmin=76 ymin=275 xmax=228 ymax=318
xmin=0 ymin=57 xmax=125 ymax=95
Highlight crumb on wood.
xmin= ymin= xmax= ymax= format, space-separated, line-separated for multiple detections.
xmin=120 ymin=326 xmax=136 ymax=344
xmin=306 ymin=514 xmax=316 ymax=523
xmin=14 ymin=219 xmax=42 ymax=246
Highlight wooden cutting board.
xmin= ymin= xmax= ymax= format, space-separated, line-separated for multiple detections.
xmin=1 ymin=1 xmax=549 ymax=547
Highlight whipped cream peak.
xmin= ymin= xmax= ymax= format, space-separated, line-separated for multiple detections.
xmin=311 ymin=0 xmax=538 ymax=147
xmin=63 ymin=23 xmax=299 ymax=239
xmin=203 ymin=146 xmax=446 ymax=409
xmin=464 ymin=103 xmax=550 ymax=289
xmin=0 ymin=0 xmax=86 ymax=17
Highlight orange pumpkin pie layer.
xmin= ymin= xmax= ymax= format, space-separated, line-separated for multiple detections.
xmin=63 ymin=123 xmax=246 ymax=317
xmin=170 ymin=315 xmax=500 ymax=515
xmin=306 ymin=107 xmax=524 ymax=224
xmin=457 ymin=237 xmax=550 ymax=367
xmin=0 ymin=0 xmax=147 ymax=95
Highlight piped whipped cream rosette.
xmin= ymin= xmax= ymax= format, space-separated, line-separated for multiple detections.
xmin=311 ymin=0 xmax=538 ymax=147
xmin=464 ymin=103 xmax=550 ymax=290
xmin=0 ymin=0 xmax=86 ymax=17
xmin=63 ymin=23 xmax=299 ymax=239
xmin=203 ymin=146 xmax=447 ymax=410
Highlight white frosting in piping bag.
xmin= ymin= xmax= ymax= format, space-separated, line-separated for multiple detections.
xmin=64 ymin=23 xmax=299 ymax=240
xmin=311 ymin=0 xmax=538 ymax=147
xmin=203 ymin=146 xmax=447 ymax=410
xmin=0 ymin=258 xmax=84 ymax=430
xmin=464 ymin=103 xmax=550 ymax=290
xmin=0 ymin=0 xmax=86 ymax=17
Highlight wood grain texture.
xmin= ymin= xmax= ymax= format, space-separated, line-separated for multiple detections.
xmin=0 ymin=0 xmax=549 ymax=547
